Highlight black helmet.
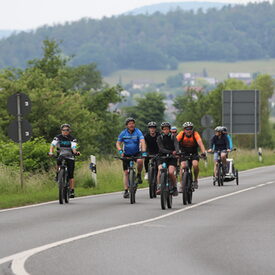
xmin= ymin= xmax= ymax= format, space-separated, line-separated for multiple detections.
xmin=161 ymin=122 xmax=171 ymax=129
xmin=125 ymin=117 xmax=135 ymax=125
xmin=147 ymin=121 xmax=157 ymax=128
xmin=60 ymin=123 xmax=71 ymax=130
xmin=222 ymin=126 xmax=228 ymax=132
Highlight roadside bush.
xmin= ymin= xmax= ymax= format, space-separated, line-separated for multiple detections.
xmin=0 ymin=137 xmax=51 ymax=171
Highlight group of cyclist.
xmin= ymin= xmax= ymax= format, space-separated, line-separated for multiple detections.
xmin=49 ymin=121 xmax=233 ymax=199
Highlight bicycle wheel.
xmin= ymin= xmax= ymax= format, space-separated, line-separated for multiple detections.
xmin=220 ymin=166 xmax=224 ymax=186
xmin=160 ymin=171 xmax=167 ymax=210
xmin=217 ymin=165 xmax=221 ymax=186
xmin=148 ymin=166 xmax=154 ymax=199
xmin=182 ymin=172 xmax=188 ymax=205
xmin=235 ymin=169 xmax=239 ymax=185
xmin=187 ymin=175 xmax=193 ymax=204
xmin=58 ymin=169 xmax=65 ymax=204
xmin=129 ymin=169 xmax=136 ymax=204
xmin=167 ymin=179 xmax=172 ymax=209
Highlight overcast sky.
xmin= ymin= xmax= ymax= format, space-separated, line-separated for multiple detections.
xmin=0 ymin=0 xmax=271 ymax=30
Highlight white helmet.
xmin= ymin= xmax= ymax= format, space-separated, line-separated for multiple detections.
xmin=183 ymin=122 xmax=194 ymax=129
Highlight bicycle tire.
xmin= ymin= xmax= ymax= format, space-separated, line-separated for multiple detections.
xmin=217 ymin=164 xmax=221 ymax=186
xmin=160 ymin=171 xmax=167 ymax=210
xmin=220 ymin=166 xmax=224 ymax=186
xmin=148 ymin=166 xmax=154 ymax=199
xmin=235 ymin=169 xmax=239 ymax=185
xmin=167 ymin=183 xmax=172 ymax=209
xmin=58 ymin=169 xmax=65 ymax=204
xmin=182 ymin=171 xmax=188 ymax=205
xmin=129 ymin=169 xmax=136 ymax=204
xmin=187 ymin=174 xmax=193 ymax=204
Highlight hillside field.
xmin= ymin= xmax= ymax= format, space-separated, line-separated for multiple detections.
xmin=104 ymin=59 xmax=275 ymax=85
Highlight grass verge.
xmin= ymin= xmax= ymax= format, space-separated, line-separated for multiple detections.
xmin=0 ymin=149 xmax=274 ymax=209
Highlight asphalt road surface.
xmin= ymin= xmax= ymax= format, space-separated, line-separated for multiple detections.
xmin=0 ymin=165 xmax=275 ymax=275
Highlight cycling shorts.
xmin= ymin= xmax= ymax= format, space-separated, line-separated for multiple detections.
xmin=122 ymin=153 xmax=141 ymax=171
xmin=214 ymin=150 xmax=227 ymax=161
xmin=57 ymin=158 xmax=75 ymax=179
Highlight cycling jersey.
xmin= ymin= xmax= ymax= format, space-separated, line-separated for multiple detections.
xmin=117 ymin=128 xmax=144 ymax=155
xmin=176 ymin=131 xmax=201 ymax=154
xmin=51 ymin=134 xmax=77 ymax=160
xmin=211 ymin=134 xmax=229 ymax=151
xmin=157 ymin=133 xmax=179 ymax=155
xmin=144 ymin=132 xmax=160 ymax=154
xmin=226 ymin=134 xmax=233 ymax=150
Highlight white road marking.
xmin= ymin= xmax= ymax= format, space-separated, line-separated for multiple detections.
xmin=1 ymin=164 xmax=274 ymax=213
xmin=0 ymin=180 xmax=272 ymax=275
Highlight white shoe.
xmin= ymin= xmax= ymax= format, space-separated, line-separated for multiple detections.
xmin=144 ymin=173 xmax=148 ymax=180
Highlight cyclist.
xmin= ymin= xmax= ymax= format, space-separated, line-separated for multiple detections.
xmin=222 ymin=126 xmax=233 ymax=150
xmin=208 ymin=126 xmax=230 ymax=180
xmin=176 ymin=122 xmax=206 ymax=189
xmin=144 ymin=121 xmax=160 ymax=180
xmin=116 ymin=117 xmax=147 ymax=199
xmin=49 ymin=124 xmax=80 ymax=198
xmin=171 ymin=126 xmax=178 ymax=136
xmin=157 ymin=122 xmax=180 ymax=196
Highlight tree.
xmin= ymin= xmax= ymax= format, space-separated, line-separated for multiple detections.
xmin=124 ymin=92 xmax=165 ymax=132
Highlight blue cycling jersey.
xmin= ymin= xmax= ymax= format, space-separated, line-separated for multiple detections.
xmin=226 ymin=134 xmax=233 ymax=150
xmin=117 ymin=128 xmax=144 ymax=155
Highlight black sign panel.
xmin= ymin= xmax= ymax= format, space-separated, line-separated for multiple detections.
xmin=7 ymin=93 xmax=32 ymax=117
xmin=222 ymin=90 xmax=260 ymax=134
xmin=8 ymin=120 xmax=32 ymax=143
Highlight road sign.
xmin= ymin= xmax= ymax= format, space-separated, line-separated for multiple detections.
xmin=201 ymin=114 xmax=214 ymax=128
xmin=222 ymin=90 xmax=260 ymax=134
xmin=8 ymin=119 xmax=32 ymax=143
xmin=202 ymin=128 xmax=215 ymax=147
xmin=7 ymin=93 xmax=32 ymax=117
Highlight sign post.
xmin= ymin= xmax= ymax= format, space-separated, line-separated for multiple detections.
xmin=90 ymin=155 xmax=97 ymax=186
xmin=222 ymin=90 xmax=260 ymax=150
xmin=7 ymin=93 xmax=32 ymax=188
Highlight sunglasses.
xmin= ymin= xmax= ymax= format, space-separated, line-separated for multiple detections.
xmin=185 ymin=127 xmax=193 ymax=131
xmin=62 ymin=129 xmax=70 ymax=132
xmin=171 ymin=131 xmax=177 ymax=133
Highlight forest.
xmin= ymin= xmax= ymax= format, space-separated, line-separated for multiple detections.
xmin=0 ymin=2 xmax=274 ymax=75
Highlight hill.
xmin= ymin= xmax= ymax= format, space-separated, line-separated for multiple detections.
xmin=0 ymin=30 xmax=16 ymax=39
xmin=126 ymin=1 xmax=229 ymax=15
xmin=0 ymin=2 xmax=274 ymax=75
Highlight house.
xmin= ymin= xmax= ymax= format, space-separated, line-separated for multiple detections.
xmin=228 ymin=73 xmax=253 ymax=84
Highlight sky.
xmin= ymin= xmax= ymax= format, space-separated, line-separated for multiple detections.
xmin=0 ymin=0 xmax=271 ymax=30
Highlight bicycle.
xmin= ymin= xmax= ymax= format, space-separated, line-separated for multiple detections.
xmin=211 ymin=150 xmax=226 ymax=187
xmin=56 ymin=155 xmax=71 ymax=204
xmin=159 ymin=155 xmax=176 ymax=210
xmin=115 ymin=156 xmax=141 ymax=204
xmin=179 ymin=153 xmax=206 ymax=205
xmin=147 ymin=155 xmax=158 ymax=199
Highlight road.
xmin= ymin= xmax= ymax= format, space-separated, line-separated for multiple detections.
xmin=0 ymin=165 xmax=275 ymax=275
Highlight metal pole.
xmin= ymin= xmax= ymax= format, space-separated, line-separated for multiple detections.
xmin=230 ymin=90 xmax=233 ymax=135
xmin=17 ymin=93 xmax=24 ymax=188
xmin=255 ymin=90 xmax=257 ymax=151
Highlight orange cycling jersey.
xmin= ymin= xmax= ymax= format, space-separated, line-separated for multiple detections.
xmin=176 ymin=131 xmax=201 ymax=148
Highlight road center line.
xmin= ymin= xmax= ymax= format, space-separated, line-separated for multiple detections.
xmin=0 ymin=180 xmax=271 ymax=275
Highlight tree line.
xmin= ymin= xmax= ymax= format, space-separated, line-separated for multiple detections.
xmin=0 ymin=2 xmax=274 ymax=75
xmin=0 ymin=40 xmax=274 ymax=171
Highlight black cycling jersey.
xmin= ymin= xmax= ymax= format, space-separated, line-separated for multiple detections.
xmin=157 ymin=133 xmax=179 ymax=155
xmin=144 ymin=132 xmax=160 ymax=154
xmin=51 ymin=134 xmax=77 ymax=160
xmin=211 ymin=134 xmax=229 ymax=151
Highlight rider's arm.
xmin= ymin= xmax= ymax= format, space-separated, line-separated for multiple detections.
xmin=71 ymin=138 xmax=78 ymax=154
xmin=49 ymin=137 xmax=58 ymax=154
xmin=194 ymin=132 xmax=206 ymax=153
xmin=173 ymin=135 xmax=180 ymax=153
xmin=227 ymin=135 xmax=233 ymax=150
xmin=116 ymin=141 xmax=123 ymax=151
xmin=140 ymin=138 xmax=146 ymax=152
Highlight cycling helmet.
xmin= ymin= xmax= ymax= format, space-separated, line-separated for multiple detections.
xmin=161 ymin=122 xmax=171 ymax=129
xmin=125 ymin=117 xmax=135 ymax=125
xmin=147 ymin=121 xmax=157 ymax=128
xmin=215 ymin=126 xmax=223 ymax=132
xmin=183 ymin=122 xmax=194 ymax=129
xmin=171 ymin=126 xmax=177 ymax=131
xmin=222 ymin=126 xmax=228 ymax=132
xmin=60 ymin=123 xmax=71 ymax=130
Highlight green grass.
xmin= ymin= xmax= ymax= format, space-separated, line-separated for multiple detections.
xmin=104 ymin=59 xmax=275 ymax=85
xmin=0 ymin=150 xmax=274 ymax=209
